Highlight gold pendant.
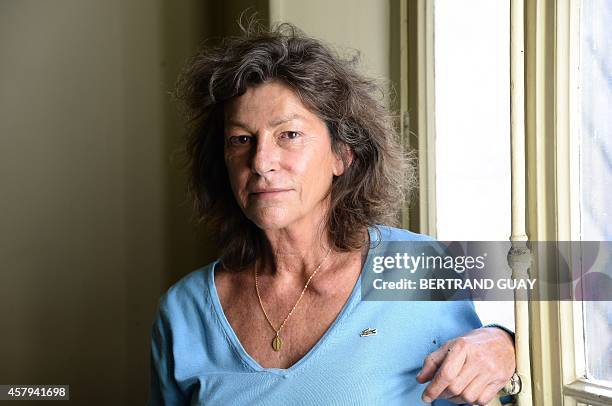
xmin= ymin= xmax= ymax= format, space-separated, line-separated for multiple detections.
xmin=272 ymin=335 xmax=282 ymax=351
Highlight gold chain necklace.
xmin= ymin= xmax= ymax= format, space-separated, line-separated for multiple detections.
xmin=254 ymin=247 xmax=332 ymax=352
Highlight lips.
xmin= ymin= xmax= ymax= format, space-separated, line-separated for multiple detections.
xmin=248 ymin=187 xmax=292 ymax=198
xmin=250 ymin=188 xmax=291 ymax=194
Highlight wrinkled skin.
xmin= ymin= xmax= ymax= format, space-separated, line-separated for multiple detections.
xmin=417 ymin=327 xmax=516 ymax=405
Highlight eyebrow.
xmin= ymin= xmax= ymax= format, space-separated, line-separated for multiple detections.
xmin=225 ymin=114 xmax=305 ymax=133
xmin=268 ymin=114 xmax=305 ymax=127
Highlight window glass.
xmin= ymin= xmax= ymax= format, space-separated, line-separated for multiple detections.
xmin=578 ymin=0 xmax=612 ymax=384
xmin=434 ymin=0 xmax=513 ymax=328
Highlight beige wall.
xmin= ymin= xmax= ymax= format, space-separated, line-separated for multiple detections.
xmin=0 ymin=0 xmax=210 ymax=404
xmin=0 ymin=0 xmax=393 ymax=404
xmin=1 ymin=1 xmax=128 ymax=404
xmin=271 ymin=0 xmax=391 ymax=81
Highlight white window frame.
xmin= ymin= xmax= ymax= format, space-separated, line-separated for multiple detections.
xmin=396 ymin=0 xmax=437 ymax=236
xmin=404 ymin=0 xmax=612 ymax=404
xmin=524 ymin=0 xmax=612 ymax=405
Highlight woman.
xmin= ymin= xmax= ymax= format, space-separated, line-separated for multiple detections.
xmin=149 ymin=23 xmax=515 ymax=405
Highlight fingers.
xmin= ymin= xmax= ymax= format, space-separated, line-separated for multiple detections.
xmin=416 ymin=344 xmax=449 ymax=383
xmin=421 ymin=342 xmax=467 ymax=403
xmin=417 ymin=328 xmax=515 ymax=403
xmin=474 ymin=383 xmax=504 ymax=405
xmin=438 ymin=366 xmax=479 ymax=400
xmin=446 ymin=373 xmax=492 ymax=405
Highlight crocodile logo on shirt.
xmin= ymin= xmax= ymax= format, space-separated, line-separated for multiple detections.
xmin=359 ymin=327 xmax=377 ymax=337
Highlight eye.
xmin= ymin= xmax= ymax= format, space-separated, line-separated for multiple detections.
xmin=281 ymin=131 xmax=301 ymax=140
xmin=228 ymin=135 xmax=252 ymax=145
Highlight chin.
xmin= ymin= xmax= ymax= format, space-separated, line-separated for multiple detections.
xmin=246 ymin=207 xmax=296 ymax=230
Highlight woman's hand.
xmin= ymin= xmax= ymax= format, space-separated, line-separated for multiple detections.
xmin=416 ymin=327 xmax=516 ymax=405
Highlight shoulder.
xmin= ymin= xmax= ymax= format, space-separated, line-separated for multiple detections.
xmin=370 ymin=224 xmax=435 ymax=242
xmin=157 ymin=260 xmax=218 ymax=315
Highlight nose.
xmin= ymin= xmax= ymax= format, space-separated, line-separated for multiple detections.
xmin=251 ymin=134 xmax=279 ymax=175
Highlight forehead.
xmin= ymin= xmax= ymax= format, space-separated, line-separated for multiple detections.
xmin=224 ymin=80 xmax=313 ymax=124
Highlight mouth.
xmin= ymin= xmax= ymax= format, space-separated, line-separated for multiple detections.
xmin=249 ymin=189 xmax=291 ymax=198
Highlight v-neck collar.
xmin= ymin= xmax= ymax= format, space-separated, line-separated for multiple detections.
xmin=206 ymin=227 xmax=377 ymax=377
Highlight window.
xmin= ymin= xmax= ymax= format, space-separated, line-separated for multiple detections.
xmin=434 ymin=0 xmax=511 ymax=242
xmin=577 ymin=0 xmax=612 ymax=387
xmin=433 ymin=0 xmax=514 ymax=330
xmin=406 ymin=0 xmax=612 ymax=404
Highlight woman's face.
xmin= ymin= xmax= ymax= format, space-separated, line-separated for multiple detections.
xmin=223 ymin=80 xmax=345 ymax=231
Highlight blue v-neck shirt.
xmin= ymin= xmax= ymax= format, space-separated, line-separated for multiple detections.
xmin=148 ymin=225 xmax=482 ymax=405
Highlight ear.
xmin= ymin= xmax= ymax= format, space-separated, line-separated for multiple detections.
xmin=332 ymin=144 xmax=354 ymax=177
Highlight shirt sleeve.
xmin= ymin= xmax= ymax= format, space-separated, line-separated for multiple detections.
xmin=147 ymin=300 xmax=188 ymax=406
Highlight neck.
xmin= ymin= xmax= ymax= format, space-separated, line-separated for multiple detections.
xmin=258 ymin=223 xmax=333 ymax=284
xmin=256 ymin=224 xmax=370 ymax=294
